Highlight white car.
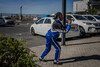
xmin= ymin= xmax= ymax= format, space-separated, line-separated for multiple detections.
xmin=66 ymin=14 xmax=100 ymax=36
xmin=30 ymin=17 xmax=54 ymax=36
xmin=93 ymin=15 xmax=100 ymax=22
xmin=0 ymin=17 xmax=5 ymax=25
xmin=0 ymin=16 xmax=15 ymax=26
xmin=82 ymin=15 xmax=100 ymax=22
xmin=30 ymin=17 xmax=79 ymax=38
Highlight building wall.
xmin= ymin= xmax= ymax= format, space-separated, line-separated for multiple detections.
xmin=73 ymin=1 xmax=88 ymax=12
xmin=73 ymin=0 xmax=100 ymax=14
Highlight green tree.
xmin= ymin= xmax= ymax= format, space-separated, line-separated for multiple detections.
xmin=87 ymin=8 xmax=97 ymax=15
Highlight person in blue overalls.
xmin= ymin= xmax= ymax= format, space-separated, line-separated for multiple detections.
xmin=39 ymin=12 xmax=72 ymax=64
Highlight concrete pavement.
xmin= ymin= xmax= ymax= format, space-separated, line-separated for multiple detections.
xmin=30 ymin=37 xmax=100 ymax=67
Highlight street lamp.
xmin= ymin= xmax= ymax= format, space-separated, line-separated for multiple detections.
xmin=61 ymin=0 xmax=66 ymax=45
xmin=20 ymin=6 xmax=23 ymax=20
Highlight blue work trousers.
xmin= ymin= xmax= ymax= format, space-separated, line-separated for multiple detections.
xmin=40 ymin=30 xmax=61 ymax=62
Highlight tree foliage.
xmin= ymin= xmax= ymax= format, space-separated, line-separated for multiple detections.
xmin=0 ymin=36 xmax=39 ymax=67
xmin=87 ymin=8 xmax=97 ymax=15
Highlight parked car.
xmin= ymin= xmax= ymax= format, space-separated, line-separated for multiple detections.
xmin=93 ymin=15 xmax=100 ymax=22
xmin=82 ymin=15 xmax=100 ymax=22
xmin=30 ymin=17 xmax=80 ymax=38
xmin=30 ymin=17 xmax=53 ymax=36
xmin=0 ymin=16 xmax=15 ymax=26
xmin=0 ymin=17 xmax=5 ymax=26
xmin=82 ymin=15 xmax=96 ymax=21
xmin=66 ymin=14 xmax=100 ymax=36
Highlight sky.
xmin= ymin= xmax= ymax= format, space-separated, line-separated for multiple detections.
xmin=0 ymin=0 xmax=73 ymax=14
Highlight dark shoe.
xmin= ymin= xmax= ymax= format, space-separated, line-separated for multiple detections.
xmin=39 ymin=58 xmax=43 ymax=61
xmin=39 ymin=58 xmax=47 ymax=62
xmin=53 ymin=61 xmax=63 ymax=65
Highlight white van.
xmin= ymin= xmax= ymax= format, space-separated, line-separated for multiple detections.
xmin=66 ymin=14 xmax=100 ymax=36
xmin=82 ymin=15 xmax=100 ymax=22
xmin=93 ymin=15 xmax=100 ymax=22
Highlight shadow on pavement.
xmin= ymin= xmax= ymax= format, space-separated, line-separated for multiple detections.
xmin=42 ymin=55 xmax=100 ymax=64
xmin=60 ymin=55 xmax=100 ymax=64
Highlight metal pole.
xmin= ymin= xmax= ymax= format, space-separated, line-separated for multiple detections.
xmin=61 ymin=0 xmax=66 ymax=45
xmin=20 ymin=6 xmax=22 ymax=20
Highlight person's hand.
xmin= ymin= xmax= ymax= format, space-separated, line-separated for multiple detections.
xmin=67 ymin=18 xmax=73 ymax=24
xmin=67 ymin=20 xmax=71 ymax=24
xmin=63 ymin=30 xmax=68 ymax=33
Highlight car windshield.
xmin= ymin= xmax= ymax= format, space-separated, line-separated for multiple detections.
xmin=84 ymin=16 xmax=96 ymax=21
xmin=73 ymin=15 xmax=87 ymax=20
xmin=94 ymin=16 xmax=100 ymax=20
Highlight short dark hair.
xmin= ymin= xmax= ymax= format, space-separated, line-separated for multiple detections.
xmin=54 ymin=12 xmax=62 ymax=19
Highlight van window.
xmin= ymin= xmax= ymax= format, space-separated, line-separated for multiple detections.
xmin=94 ymin=16 xmax=100 ymax=20
xmin=73 ymin=15 xmax=87 ymax=20
xmin=84 ymin=16 xmax=96 ymax=21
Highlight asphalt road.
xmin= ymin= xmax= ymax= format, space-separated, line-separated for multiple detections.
xmin=0 ymin=23 xmax=100 ymax=48
xmin=0 ymin=23 xmax=45 ymax=48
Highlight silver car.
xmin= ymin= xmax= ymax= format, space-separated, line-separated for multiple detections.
xmin=0 ymin=17 xmax=5 ymax=26
xmin=0 ymin=16 xmax=15 ymax=26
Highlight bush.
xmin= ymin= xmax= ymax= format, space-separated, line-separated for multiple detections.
xmin=0 ymin=36 xmax=38 ymax=67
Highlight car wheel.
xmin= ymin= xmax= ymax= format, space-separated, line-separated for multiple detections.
xmin=79 ymin=26 xmax=86 ymax=37
xmin=31 ymin=27 xmax=36 ymax=36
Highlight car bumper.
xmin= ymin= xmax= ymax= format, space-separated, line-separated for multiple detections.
xmin=87 ymin=27 xmax=100 ymax=33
